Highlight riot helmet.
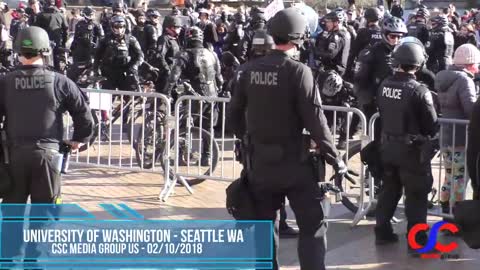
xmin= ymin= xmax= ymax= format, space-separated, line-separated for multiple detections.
xmin=431 ymin=15 xmax=449 ymax=30
xmin=147 ymin=9 xmax=161 ymax=24
xmin=393 ymin=37 xmax=426 ymax=67
xmin=321 ymin=71 xmax=343 ymax=97
xmin=251 ymin=29 xmax=274 ymax=57
xmin=111 ymin=15 xmax=126 ymax=37
xmin=234 ymin=12 xmax=246 ymax=25
xmin=381 ymin=16 xmax=407 ymax=46
xmin=112 ymin=1 xmax=123 ymax=14
xmin=324 ymin=9 xmax=345 ymax=24
xmin=14 ymin=26 xmax=51 ymax=57
xmin=267 ymin=7 xmax=307 ymax=46
xmin=416 ymin=8 xmax=430 ymax=21
xmin=364 ymin=7 xmax=382 ymax=22
xmin=186 ymin=26 xmax=204 ymax=43
xmin=82 ymin=6 xmax=95 ymax=20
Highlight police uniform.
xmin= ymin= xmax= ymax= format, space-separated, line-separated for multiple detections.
xmin=228 ymin=50 xmax=342 ymax=270
xmin=68 ymin=19 xmax=104 ymax=82
xmin=155 ymin=32 xmax=181 ymax=92
xmin=407 ymin=21 xmax=430 ymax=46
xmin=164 ymin=35 xmax=223 ymax=165
xmin=0 ymin=65 xmax=94 ymax=260
xmin=314 ymin=28 xmax=351 ymax=75
xmin=375 ymin=72 xmax=438 ymax=239
xmin=346 ymin=24 xmax=382 ymax=80
xmin=354 ymin=41 xmax=395 ymax=119
xmin=426 ymin=28 xmax=454 ymax=73
xmin=94 ymin=33 xmax=144 ymax=91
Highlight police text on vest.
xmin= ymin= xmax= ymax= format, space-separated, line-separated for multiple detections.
xmin=382 ymin=87 xmax=402 ymax=99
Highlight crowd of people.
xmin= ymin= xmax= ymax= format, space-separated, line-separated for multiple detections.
xmin=0 ymin=0 xmax=480 ymax=269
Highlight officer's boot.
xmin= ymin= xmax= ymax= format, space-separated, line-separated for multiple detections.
xmin=374 ymin=226 xmax=399 ymax=245
xmin=279 ymin=205 xmax=298 ymax=238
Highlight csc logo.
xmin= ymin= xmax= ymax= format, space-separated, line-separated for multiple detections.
xmin=407 ymin=221 xmax=459 ymax=253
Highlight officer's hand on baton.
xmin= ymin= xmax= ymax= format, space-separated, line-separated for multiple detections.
xmin=64 ymin=140 xmax=84 ymax=151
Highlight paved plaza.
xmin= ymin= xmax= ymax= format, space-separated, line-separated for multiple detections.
xmin=60 ymin=166 xmax=480 ymax=270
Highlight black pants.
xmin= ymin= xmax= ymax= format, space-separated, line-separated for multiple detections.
xmin=248 ymin=161 xmax=326 ymax=270
xmin=1 ymin=145 xmax=61 ymax=263
xmin=376 ymin=143 xmax=433 ymax=234
xmin=101 ymin=69 xmax=140 ymax=92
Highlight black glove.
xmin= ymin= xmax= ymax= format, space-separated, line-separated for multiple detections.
xmin=333 ymin=159 xmax=347 ymax=176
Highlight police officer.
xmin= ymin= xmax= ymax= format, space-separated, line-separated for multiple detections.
xmin=33 ymin=0 xmax=68 ymax=71
xmin=354 ymin=16 xmax=407 ymax=122
xmin=0 ymin=26 xmax=93 ymax=267
xmin=154 ymin=15 xmax=182 ymax=92
xmin=10 ymin=8 xmax=29 ymax=46
xmin=143 ymin=9 xmax=162 ymax=62
xmin=407 ymin=8 xmax=430 ymax=46
xmin=164 ymin=27 xmax=223 ymax=166
xmin=94 ymin=15 xmax=144 ymax=92
xmin=228 ymin=8 xmax=346 ymax=269
xmin=346 ymin=7 xmax=383 ymax=81
xmin=314 ymin=10 xmax=351 ymax=75
xmin=132 ymin=11 xmax=148 ymax=54
xmin=222 ymin=12 xmax=245 ymax=59
xmin=237 ymin=9 xmax=267 ymax=63
xmin=68 ymin=6 xmax=104 ymax=82
xmin=375 ymin=38 xmax=438 ymax=251
xmin=426 ymin=15 xmax=454 ymax=73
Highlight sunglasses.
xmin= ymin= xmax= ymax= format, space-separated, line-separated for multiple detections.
xmin=387 ymin=34 xmax=403 ymax=40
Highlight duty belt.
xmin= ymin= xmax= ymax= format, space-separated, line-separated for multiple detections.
xmin=381 ymin=133 xmax=428 ymax=145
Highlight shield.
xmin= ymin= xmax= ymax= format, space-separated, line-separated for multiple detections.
xmin=292 ymin=3 xmax=318 ymax=34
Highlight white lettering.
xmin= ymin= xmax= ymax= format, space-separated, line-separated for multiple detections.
xmin=382 ymin=87 xmax=402 ymax=99
xmin=250 ymin=71 xmax=278 ymax=86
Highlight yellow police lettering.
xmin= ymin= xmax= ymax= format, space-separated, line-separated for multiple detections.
xmin=15 ymin=76 xmax=46 ymax=90
xmin=382 ymin=87 xmax=402 ymax=99
xmin=250 ymin=71 xmax=278 ymax=86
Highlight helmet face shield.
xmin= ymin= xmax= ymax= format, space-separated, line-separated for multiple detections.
xmin=112 ymin=23 xmax=126 ymax=35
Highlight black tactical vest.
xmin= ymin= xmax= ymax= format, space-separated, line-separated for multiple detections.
xmin=4 ymin=68 xmax=61 ymax=142
xmin=103 ymin=36 xmax=130 ymax=67
xmin=377 ymin=76 xmax=422 ymax=137
xmin=185 ymin=48 xmax=218 ymax=96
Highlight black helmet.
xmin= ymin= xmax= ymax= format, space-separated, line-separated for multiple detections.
xmin=147 ymin=9 xmax=160 ymax=18
xmin=416 ymin=8 xmax=430 ymax=19
xmin=267 ymin=7 xmax=307 ymax=45
xmin=324 ymin=10 xmax=345 ymax=23
xmin=364 ymin=7 xmax=382 ymax=22
xmin=321 ymin=71 xmax=343 ymax=97
xmin=182 ymin=8 xmax=190 ymax=16
xmin=251 ymin=10 xmax=267 ymax=26
xmin=111 ymin=15 xmax=126 ymax=35
xmin=251 ymin=29 xmax=274 ymax=56
xmin=221 ymin=51 xmax=240 ymax=68
xmin=186 ymin=26 xmax=203 ymax=42
xmin=393 ymin=37 xmax=426 ymax=66
xmin=112 ymin=1 xmax=123 ymax=12
xmin=14 ymin=26 xmax=51 ymax=56
xmin=234 ymin=12 xmax=246 ymax=24
xmin=163 ymin=15 xmax=182 ymax=28
xmin=82 ymin=6 xmax=95 ymax=17
xmin=431 ymin=15 xmax=448 ymax=29
xmin=381 ymin=16 xmax=407 ymax=35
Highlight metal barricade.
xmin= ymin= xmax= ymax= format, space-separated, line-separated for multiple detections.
xmin=63 ymin=88 xmax=173 ymax=200
xmin=161 ymin=95 xmax=241 ymax=201
xmin=365 ymin=113 xmax=471 ymax=223
xmin=321 ymin=105 xmax=370 ymax=227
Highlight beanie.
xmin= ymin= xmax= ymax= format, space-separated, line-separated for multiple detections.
xmin=453 ymin=44 xmax=480 ymax=65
